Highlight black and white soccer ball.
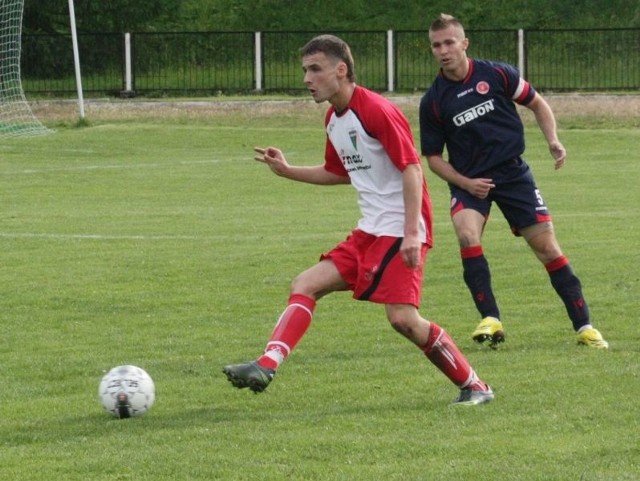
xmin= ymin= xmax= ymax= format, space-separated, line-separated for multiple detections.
xmin=98 ymin=365 xmax=156 ymax=418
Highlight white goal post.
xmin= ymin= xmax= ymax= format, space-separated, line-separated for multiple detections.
xmin=0 ymin=0 xmax=53 ymax=138
xmin=67 ymin=0 xmax=85 ymax=119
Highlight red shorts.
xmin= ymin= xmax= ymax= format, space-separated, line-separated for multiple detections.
xmin=320 ymin=229 xmax=428 ymax=307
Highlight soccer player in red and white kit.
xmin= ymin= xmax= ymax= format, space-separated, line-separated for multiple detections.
xmin=420 ymin=14 xmax=608 ymax=349
xmin=223 ymin=34 xmax=494 ymax=405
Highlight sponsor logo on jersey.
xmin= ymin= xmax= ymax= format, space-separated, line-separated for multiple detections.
xmin=453 ymin=99 xmax=495 ymax=126
xmin=340 ymin=149 xmax=372 ymax=172
xmin=457 ymin=87 xmax=475 ymax=98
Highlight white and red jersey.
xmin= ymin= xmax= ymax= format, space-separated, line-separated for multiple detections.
xmin=323 ymin=86 xmax=433 ymax=246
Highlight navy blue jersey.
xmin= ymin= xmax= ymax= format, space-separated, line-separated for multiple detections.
xmin=419 ymin=59 xmax=537 ymax=178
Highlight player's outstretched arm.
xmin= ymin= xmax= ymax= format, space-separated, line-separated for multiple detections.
xmin=254 ymin=146 xmax=349 ymax=185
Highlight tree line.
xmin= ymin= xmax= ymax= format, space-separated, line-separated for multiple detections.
xmin=24 ymin=0 xmax=640 ymax=34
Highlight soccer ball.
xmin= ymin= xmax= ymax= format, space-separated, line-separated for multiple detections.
xmin=98 ymin=365 xmax=156 ymax=418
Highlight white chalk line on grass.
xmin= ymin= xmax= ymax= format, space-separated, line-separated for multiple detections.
xmin=0 ymin=232 xmax=207 ymax=241
xmin=0 ymin=230 xmax=346 ymax=242
xmin=0 ymin=210 xmax=630 ymax=244
xmin=0 ymin=158 xmax=237 ymax=176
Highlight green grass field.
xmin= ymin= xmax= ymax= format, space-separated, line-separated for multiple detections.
xmin=0 ymin=100 xmax=638 ymax=480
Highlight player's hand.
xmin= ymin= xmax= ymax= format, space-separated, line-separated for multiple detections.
xmin=465 ymin=178 xmax=495 ymax=199
xmin=254 ymin=146 xmax=289 ymax=176
xmin=549 ymin=141 xmax=566 ymax=170
xmin=400 ymin=234 xmax=422 ymax=269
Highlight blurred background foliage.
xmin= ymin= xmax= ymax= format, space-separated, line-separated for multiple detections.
xmin=24 ymin=0 xmax=640 ymax=34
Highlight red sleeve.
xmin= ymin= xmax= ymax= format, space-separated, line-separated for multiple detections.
xmin=359 ymin=91 xmax=420 ymax=171
xmin=324 ymin=136 xmax=348 ymax=176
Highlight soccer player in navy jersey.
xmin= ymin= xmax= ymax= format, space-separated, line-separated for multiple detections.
xmin=419 ymin=14 xmax=608 ymax=349
xmin=224 ymin=34 xmax=494 ymax=405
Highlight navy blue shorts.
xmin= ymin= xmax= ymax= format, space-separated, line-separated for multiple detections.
xmin=449 ymin=157 xmax=552 ymax=236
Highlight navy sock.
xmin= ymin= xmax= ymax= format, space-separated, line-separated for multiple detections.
xmin=546 ymin=257 xmax=590 ymax=331
xmin=461 ymin=246 xmax=500 ymax=319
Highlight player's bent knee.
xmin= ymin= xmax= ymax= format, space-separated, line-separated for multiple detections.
xmin=521 ymin=221 xmax=554 ymax=241
xmin=522 ymin=223 xmax=563 ymax=262
xmin=385 ymin=305 xmax=423 ymax=339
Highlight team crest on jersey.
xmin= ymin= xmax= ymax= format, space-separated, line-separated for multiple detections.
xmin=349 ymin=129 xmax=358 ymax=150
xmin=476 ymin=81 xmax=490 ymax=95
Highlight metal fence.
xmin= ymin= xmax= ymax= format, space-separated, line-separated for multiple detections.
xmin=21 ymin=28 xmax=640 ymax=96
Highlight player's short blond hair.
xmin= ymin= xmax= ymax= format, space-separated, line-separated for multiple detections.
xmin=429 ymin=13 xmax=466 ymax=39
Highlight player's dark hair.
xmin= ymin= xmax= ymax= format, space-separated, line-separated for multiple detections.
xmin=300 ymin=35 xmax=356 ymax=82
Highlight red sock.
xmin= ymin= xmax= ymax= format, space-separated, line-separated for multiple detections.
xmin=257 ymin=293 xmax=316 ymax=370
xmin=421 ymin=322 xmax=482 ymax=389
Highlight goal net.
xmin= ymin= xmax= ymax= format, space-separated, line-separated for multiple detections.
xmin=0 ymin=0 xmax=52 ymax=138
